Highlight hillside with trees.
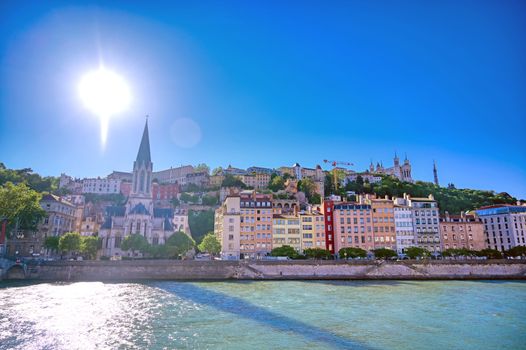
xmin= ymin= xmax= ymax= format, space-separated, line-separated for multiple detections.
xmin=342 ymin=175 xmax=519 ymax=214
xmin=0 ymin=163 xmax=58 ymax=193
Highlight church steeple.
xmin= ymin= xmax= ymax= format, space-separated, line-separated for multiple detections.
xmin=131 ymin=118 xmax=153 ymax=197
xmin=136 ymin=118 xmax=151 ymax=165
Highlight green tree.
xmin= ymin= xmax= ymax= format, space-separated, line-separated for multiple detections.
xmin=304 ymin=248 xmax=331 ymax=259
xmin=405 ymin=247 xmax=429 ymax=259
xmin=0 ymin=182 xmax=47 ymax=234
xmin=43 ymin=236 xmax=60 ymax=255
xmin=121 ymin=233 xmax=150 ymax=257
xmin=324 ymin=173 xmax=335 ymax=196
xmin=339 ymin=247 xmax=367 ymax=259
xmin=194 ymin=163 xmax=210 ymax=175
xmin=0 ymin=165 xmax=58 ymax=193
xmin=198 ymin=232 xmax=221 ymax=255
xmin=298 ymin=178 xmax=317 ymax=199
xmin=171 ymin=197 xmax=180 ymax=207
xmin=506 ymin=245 xmax=526 ymax=257
xmin=80 ymin=236 xmax=100 ymax=259
xmin=268 ymin=176 xmax=285 ymax=192
xmin=211 ymin=167 xmax=223 ymax=176
xmin=310 ymin=193 xmax=321 ymax=204
xmin=373 ymin=248 xmax=397 ymax=260
xmin=59 ymin=232 xmax=82 ymax=256
xmin=201 ymin=195 xmax=218 ymax=206
xmin=442 ymin=248 xmax=475 ymax=257
xmin=270 ymin=245 xmax=298 ymax=259
xmin=166 ymin=231 xmax=196 ymax=257
xmin=221 ymin=174 xmax=246 ymax=188
xmin=477 ymin=248 xmax=503 ymax=259
xmin=188 ymin=210 xmax=215 ymax=244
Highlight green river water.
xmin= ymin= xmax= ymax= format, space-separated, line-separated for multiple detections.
xmin=0 ymin=280 xmax=525 ymax=349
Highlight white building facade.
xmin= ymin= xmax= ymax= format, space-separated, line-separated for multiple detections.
xmin=476 ymin=205 xmax=526 ymax=252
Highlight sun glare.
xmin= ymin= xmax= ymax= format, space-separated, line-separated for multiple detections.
xmin=78 ymin=67 xmax=131 ymax=147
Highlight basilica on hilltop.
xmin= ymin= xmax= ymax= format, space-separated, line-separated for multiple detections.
xmin=369 ymin=153 xmax=413 ymax=183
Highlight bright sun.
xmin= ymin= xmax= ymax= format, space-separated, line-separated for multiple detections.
xmin=78 ymin=67 xmax=131 ymax=147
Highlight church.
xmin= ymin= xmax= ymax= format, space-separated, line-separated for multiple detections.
xmin=369 ymin=153 xmax=413 ymax=183
xmin=99 ymin=120 xmax=188 ymax=257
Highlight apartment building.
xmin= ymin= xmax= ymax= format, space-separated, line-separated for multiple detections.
xmin=215 ymin=190 xmax=273 ymax=259
xmin=475 ymin=205 xmax=526 ymax=252
xmin=392 ymin=197 xmax=415 ymax=254
xmin=39 ymin=194 xmax=77 ymax=237
xmin=299 ymin=210 xmax=325 ymax=250
xmin=359 ymin=195 xmax=396 ymax=250
xmin=272 ymin=214 xmax=301 ymax=252
xmin=408 ymin=194 xmax=441 ymax=253
xmin=332 ymin=203 xmax=374 ymax=253
xmin=440 ymin=212 xmax=486 ymax=251
xmin=214 ymin=196 xmax=241 ymax=260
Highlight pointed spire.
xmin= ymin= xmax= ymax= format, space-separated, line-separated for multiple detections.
xmin=433 ymin=160 xmax=439 ymax=186
xmin=136 ymin=117 xmax=151 ymax=165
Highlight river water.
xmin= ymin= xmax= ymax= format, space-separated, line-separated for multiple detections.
xmin=0 ymin=280 xmax=524 ymax=349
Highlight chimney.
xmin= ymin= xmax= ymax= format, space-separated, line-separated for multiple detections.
xmin=428 ymin=194 xmax=434 ymax=200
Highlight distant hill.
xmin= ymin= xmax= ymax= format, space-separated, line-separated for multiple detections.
xmin=344 ymin=175 xmax=519 ymax=214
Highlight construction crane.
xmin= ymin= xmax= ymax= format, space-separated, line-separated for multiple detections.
xmin=323 ymin=159 xmax=354 ymax=192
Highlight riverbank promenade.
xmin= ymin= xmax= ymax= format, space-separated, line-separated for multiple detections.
xmin=2 ymin=259 xmax=525 ymax=281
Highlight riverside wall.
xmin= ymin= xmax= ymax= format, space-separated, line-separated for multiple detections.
xmin=2 ymin=260 xmax=526 ymax=281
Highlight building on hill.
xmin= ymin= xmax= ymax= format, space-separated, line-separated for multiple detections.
xmin=273 ymin=199 xmax=299 ymax=215
xmin=39 ymin=194 xmax=77 ymax=237
xmin=98 ymin=121 xmax=190 ymax=258
xmin=440 ymin=212 xmax=486 ymax=251
xmin=210 ymin=174 xmax=225 ymax=188
xmin=369 ymin=153 xmax=413 ymax=183
xmin=152 ymin=165 xmax=194 ymax=184
xmin=246 ymin=166 xmax=277 ymax=175
xmin=82 ymin=177 xmax=121 ymax=194
xmin=239 ymin=173 xmax=271 ymax=190
xmin=180 ymin=171 xmax=209 ymax=188
xmin=345 ymin=173 xmax=382 ymax=185
xmin=223 ymin=165 xmax=247 ymax=176
xmin=475 ymin=205 xmax=526 ymax=252
xmin=278 ymin=163 xmax=324 ymax=181
xmin=173 ymin=208 xmax=191 ymax=235
xmin=107 ymin=171 xmax=133 ymax=182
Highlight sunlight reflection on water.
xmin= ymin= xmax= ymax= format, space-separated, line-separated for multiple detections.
xmin=0 ymin=280 xmax=525 ymax=350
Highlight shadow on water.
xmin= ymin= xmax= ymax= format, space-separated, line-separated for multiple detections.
xmin=154 ymin=282 xmax=377 ymax=350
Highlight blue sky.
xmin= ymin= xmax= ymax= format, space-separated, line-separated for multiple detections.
xmin=1 ymin=1 xmax=525 ymax=198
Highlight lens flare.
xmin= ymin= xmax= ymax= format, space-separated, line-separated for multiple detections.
xmin=78 ymin=67 xmax=131 ymax=147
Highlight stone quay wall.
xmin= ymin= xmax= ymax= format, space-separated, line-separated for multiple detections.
xmin=3 ymin=259 xmax=526 ymax=281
